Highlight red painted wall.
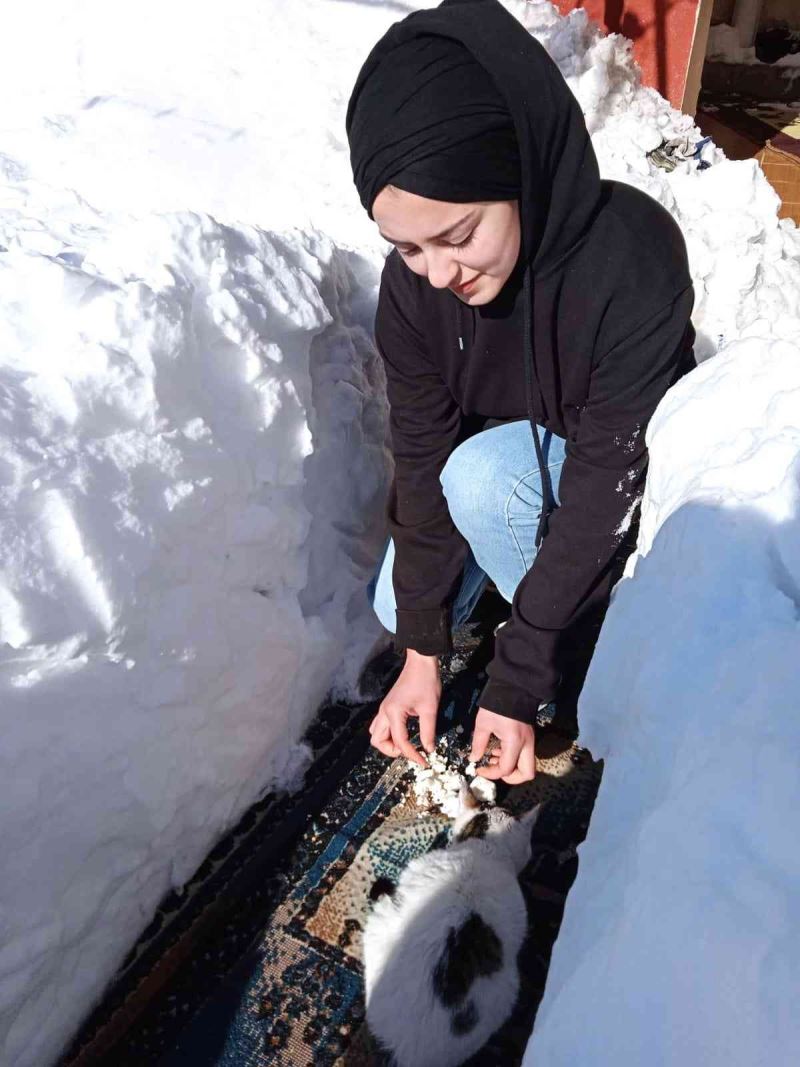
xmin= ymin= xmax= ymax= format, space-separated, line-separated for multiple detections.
xmin=553 ymin=1 xmax=704 ymax=109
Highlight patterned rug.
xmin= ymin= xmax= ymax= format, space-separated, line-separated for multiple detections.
xmin=61 ymin=603 xmax=601 ymax=1067
xmin=212 ymin=733 xmax=600 ymax=1067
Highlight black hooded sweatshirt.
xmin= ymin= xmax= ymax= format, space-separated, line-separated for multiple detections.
xmin=362 ymin=0 xmax=696 ymax=722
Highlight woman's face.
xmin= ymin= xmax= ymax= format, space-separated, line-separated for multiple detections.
xmin=372 ymin=187 xmax=520 ymax=305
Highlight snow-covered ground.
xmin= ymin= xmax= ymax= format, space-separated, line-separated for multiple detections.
xmin=1 ymin=1 xmax=798 ymax=1065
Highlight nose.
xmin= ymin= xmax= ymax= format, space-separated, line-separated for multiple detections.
xmin=425 ymin=249 xmax=458 ymax=290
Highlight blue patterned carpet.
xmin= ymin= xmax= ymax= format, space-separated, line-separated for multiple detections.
xmin=61 ymin=598 xmax=600 ymax=1067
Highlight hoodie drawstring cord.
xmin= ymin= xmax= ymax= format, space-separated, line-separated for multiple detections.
xmin=456 ymin=274 xmax=553 ymax=544
xmin=522 ymin=265 xmax=556 ymax=547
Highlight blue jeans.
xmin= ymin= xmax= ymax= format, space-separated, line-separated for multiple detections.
xmin=368 ymin=421 xmax=567 ymax=633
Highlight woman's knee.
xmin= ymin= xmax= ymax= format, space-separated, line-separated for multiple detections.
xmin=440 ymin=432 xmax=509 ymax=532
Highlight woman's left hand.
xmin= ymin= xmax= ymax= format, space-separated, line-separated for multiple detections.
xmin=470 ymin=707 xmax=536 ymax=784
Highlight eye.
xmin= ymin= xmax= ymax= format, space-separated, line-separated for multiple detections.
xmin=396 ymin=229 xmax=475 ymax=258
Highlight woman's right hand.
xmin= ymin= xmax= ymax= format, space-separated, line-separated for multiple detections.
xmin=368 ymin=649 xmax=441 ymax=767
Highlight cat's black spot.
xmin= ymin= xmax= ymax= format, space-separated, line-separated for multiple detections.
xmin=454 ymin=811 xmax=490 ymax=843
xmin=368 ymin=876 xmax=395 ymax=902
xmin=451 ymin=999 xmax=479 ymax=1035
xmin=432 ymin=911 xmax=504 ymax=1008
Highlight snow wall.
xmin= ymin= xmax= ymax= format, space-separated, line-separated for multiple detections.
xmin=1 ymin=2 xmax=799 ymax=1065
xmin=514 ymin=5 xmax=800 ymax=1066
xmin=0 ymin=1 xmax=413 ymax=1063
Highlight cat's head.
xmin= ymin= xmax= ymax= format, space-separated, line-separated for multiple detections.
xmin=450 ymin=781 xmax=541 ymax=873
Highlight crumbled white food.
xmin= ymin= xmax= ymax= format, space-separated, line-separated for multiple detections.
xmin=469 ymin=776 xmax=497 ymax=805
xmin=410 ymin=752 xmax=468 ymax=818
xmin=409 ymin=748 xmax=498 ymax=816
xmin=427 ymin=753 xmax=448 ymax=774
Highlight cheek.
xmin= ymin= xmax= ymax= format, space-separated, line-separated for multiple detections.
xmin=460 ymin=242 xmax=499 ymax=273
xmin=474 ymin=238 xmax=515 ymax=276
xmin=501 ymin=219 xmax=519 ymax=258
xmin=497 ymin=229 xmax=519 ymax=274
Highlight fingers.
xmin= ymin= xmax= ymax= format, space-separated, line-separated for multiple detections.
xmin=496 ymin=744 xmax=536 ymax=785
xmin=497 ymin=739 xmax=522 ymax=778
xmin=418 ymin=705 xmax=438 ymax=755
xmin=495 ymin=767 xmax=529 ymax=785
xmin=470 ymin=726 xmax=491 ymax=763
xmin=475 ymin=764 xmax=499 ymax=779
xmin=370 ymin=704 xmax=429 ymax=767
xmin=516 ymin=738 xmax=536 ymax=782
xmin=369 ymin=711 xmax=401 ymax=758
xmin=477 ymin=737 xmax=536 ymax=784
xmin=389 ymin=711 xmax=427 ymax=768
xmin=369 ymin=708 xmax=389 ymax=739
xmin=476 ymin=738 xmax=522 ymax=781
xmin=396 ymin=734 xmax=427 ymax=767
xmin=374 ymin=738 xmax=402 ymax=758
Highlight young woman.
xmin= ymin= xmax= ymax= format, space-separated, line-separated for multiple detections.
xmin=346 ymin=0 xmax=695 ymax=785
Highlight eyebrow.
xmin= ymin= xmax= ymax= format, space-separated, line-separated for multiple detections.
xmin=378 ymin=211 xmax=477 ymax=246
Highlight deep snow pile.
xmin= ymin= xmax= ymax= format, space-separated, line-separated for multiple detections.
xmin=525 ymin=341 xmax=800 ymax=1067
xmin=0 ymin=215 xmax=393 ymax=1063
xmin=0 ymin=1 xmax=433 ymax=1063
xmin=514 ymin=4 xmax=800 ymax=1064
xmin=1 ymin=0 xmax=799 ymax=1064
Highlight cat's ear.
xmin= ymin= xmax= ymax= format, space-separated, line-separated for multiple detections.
xmin=454 ymin=811 xmax=490 ymax=843
xmin=518 ymin=803 xmax=543 ymax=830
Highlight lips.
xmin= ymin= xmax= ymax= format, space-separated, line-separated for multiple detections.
xmin=455 ymin=275 xmax=480 ymax=294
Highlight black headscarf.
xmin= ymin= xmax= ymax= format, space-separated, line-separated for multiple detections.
xmin=346 ymin=0 xmax=604 ymax=542
xmin=347 ymin=34 xmax=521 ymax=213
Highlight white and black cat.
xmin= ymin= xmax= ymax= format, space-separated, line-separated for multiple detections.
xmin=362 ymin=784 xmax=540 ymax=1067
